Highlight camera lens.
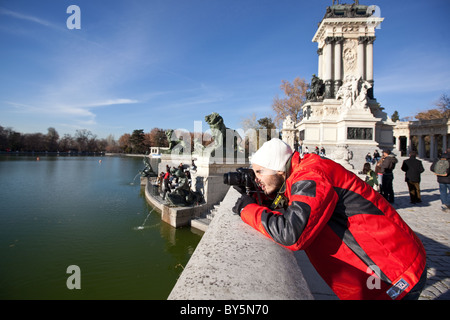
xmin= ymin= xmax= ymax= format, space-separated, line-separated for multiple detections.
xmin=223 ymin=172 xmax=242 ymax=185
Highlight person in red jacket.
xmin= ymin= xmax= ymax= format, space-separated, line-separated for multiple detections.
xmin=233 ymin=138 xmax=427 ymax=300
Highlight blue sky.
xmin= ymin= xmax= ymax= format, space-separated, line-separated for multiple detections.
xmin=1 ymin=0 xmax=449 ymax=139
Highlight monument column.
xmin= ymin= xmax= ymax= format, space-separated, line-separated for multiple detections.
xmin=418 ymin=135 xmax=425 ymax=158
xmin=430 ymin=135 xmax=436 ymax=159
xmin=357 ymin=37 xmax=366 ymax=80
xmin=317 ymin=48 xmax=323 ymax=79
xmin=407 ymin=136 xmax=412 ymax=155
xmin=366 ymin=37 xmax=375 ymax=99
xmin=395 ymin=135 xmax=401 ymax=153
xmin=334 ymin=37 xmax=343 ymax=97
xmin=324 ymin=37 xmax=334 ymax=99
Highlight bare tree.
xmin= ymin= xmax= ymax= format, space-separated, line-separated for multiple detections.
xmin=272 ymin=77 xmax=308 ymax=127
xmin=415 ymin=94 xmax=450 ymax=120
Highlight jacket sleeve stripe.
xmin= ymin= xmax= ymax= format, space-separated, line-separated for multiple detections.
xmin=291 ymin=180 xmax=316 ymax=197
xmin=328 ymin=217 xmax=392 ymax=285
xmin=260 ymin=201 xmax=311 ymax=247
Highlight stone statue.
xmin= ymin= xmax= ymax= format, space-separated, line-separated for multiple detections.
xmin=336 ymin=75 xmax=372 ymax=111
xmin=140 ymin=153 xmax=157 ymax=177
xmin=199 ymin=112 xmax=244 ymax=157
xmin=163 ymin=129 xmax=188 ymax=154
xmin=282 ymin=115 xmax=296 ymax=130
xmin=166 ymin=168 xmax=204 ymax=207
xmin=325 ymin=1 xmax=370 ymax=19
xmin=306 ymin=74 xmax=324 ymax=101
xmin=330 ymin=144 xmax=354 ymax=170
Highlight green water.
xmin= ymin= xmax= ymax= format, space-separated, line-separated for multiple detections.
xmin=0 ymin=154 xmax=202 ymax=299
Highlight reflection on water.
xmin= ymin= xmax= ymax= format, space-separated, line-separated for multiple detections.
xmin=0 ymin=155 xmax=202 ymax=299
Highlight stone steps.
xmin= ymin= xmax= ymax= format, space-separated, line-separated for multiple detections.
xmin=190 ymin=203 xmax=220 ymax=232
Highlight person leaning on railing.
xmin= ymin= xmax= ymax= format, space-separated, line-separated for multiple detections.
xmin=232 ymin=138 xmax=427 ymax=300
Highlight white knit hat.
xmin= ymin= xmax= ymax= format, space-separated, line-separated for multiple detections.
xmin=251 ymin=138 xmax=293 ymax=172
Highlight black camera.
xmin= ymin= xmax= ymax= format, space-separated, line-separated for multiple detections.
xmin=223 ymin=167 xmax=257 ymax=194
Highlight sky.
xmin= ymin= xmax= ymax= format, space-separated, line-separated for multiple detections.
xmin=0 ymin=0 xmax=449 ymax=139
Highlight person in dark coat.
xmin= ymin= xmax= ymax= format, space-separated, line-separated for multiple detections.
xmin=430 ymin=149 xmax=450 ymax=211
xmin=401 ymin=151 xmax=425 ymax=204
xmin=380 ymin=149 xmax=398 ymax=203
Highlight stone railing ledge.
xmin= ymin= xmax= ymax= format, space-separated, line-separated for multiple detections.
xmin=168 ymin=187 xmax=314 ymax=300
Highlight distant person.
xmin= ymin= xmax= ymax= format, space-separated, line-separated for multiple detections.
xmin=374 ymin=157 xmax=384 ymax=193
xmin=361 ymin=162 xmax=378 ymax=189
xmin=380 ymin=149 xmax=398 ymax=203
xmin=320 ymin=146 xmax=326 ymax=156
xmin=365 ymin=152 xmax=372 ymax=164
xmin=162 ymin=170 xmax=172 ymax=200
xmin=430 ymin=148 xmax=450 ymax=211
xmin=401 ymin=151 xmax=425 ymax=204
xmin=373 ymin=150 xmax=381 ymax=164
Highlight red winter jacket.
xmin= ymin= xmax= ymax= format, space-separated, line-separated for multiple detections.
xmin=241 ymin=152 xmax=426 ymax=300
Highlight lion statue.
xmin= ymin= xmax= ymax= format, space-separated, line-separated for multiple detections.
xmin=202 ymin=112 xmax=243 ymax=157
xmin=164 ymin=129 xmax=188 ymax=153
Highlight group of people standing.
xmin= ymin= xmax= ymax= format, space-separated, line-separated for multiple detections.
xmin=157 ymin=163 xmax=192 ymax=200
xmin=363 ymin=147 xmax=450 ymax=210
xmin=298 ymin=145 xmax=326 ymax=157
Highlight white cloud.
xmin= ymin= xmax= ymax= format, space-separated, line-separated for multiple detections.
xmin=0 ymin=7 xmax=60 ymax=30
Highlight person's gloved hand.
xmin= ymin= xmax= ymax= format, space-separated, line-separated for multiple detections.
xmin=232 ymin=185 xmax=247 ymax=195
xmin=232 ymin=194 xmax=256 ymax=216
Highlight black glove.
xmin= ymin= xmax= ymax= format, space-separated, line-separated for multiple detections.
xmin=232 ymin=194 xmax=256 ymax=216
xmin=232 ymin=185 xmax=247 ymax=195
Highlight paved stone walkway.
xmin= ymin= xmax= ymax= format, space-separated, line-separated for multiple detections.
xmin=387 ymin=156 xmax=450 ymax=300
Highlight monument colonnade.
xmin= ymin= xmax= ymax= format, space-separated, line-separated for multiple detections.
xmin=393 ymin=118 xmax=450 ymax=159
xmin=318 ymin=34 xmax=375 ymax=99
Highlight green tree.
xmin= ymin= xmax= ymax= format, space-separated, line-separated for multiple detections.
xmin=257 ymin=117 xmax=277 ymax=143
xmin=391 ymin=111 xmax=400 ymax=122
xmin=129 ymin=129 xmax=146 ymax=154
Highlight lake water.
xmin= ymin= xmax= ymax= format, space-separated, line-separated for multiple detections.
xmin=0 ymin=154 xmax=202 ymax=299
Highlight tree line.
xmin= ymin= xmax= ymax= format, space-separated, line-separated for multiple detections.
xmin=0 ymin=126 xmax=172 ymax=154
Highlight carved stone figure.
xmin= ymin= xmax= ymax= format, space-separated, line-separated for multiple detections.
xmin=331 ymin=144 xmax=354 ymax=169
xmin=282 ymin=115 xmax=296 ymax=130
xmin=307 ymin=74 xmax=324 ymax=101
xmin=140 ymin=153 xmax=157 ymax=177
xmin=201 ymin=112 xmax=244 ymax=157
xmin=343 ymin=39 xmax=357 ymax=74
xmin=336 ymin=75 xmax=372 ymax=112
xmin=166 ymin=168 xmax=204 ymax=207
xmin=163 ymin=129 xmax=188 ymax=154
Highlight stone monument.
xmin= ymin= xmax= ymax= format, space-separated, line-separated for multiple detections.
xmin=146 ymin=113 xmax=248 ymax=228
xmin=283 ymin=1 xmax=395 ymax=169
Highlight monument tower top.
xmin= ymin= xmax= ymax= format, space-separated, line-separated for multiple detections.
xmin=282 ymin=2 xmax=393 ymax=167
xmin=312 ymin=1 xmax=383 ymax=100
